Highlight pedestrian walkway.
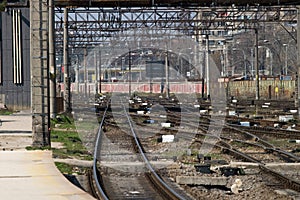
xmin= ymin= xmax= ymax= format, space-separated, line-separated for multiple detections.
xmin=0 ymin=110 xmax=32 ymax=151
xmin=0 ymin=111 xmax=95 ymax=200
xmin=0 ymin=110 xmax=32 ymax=135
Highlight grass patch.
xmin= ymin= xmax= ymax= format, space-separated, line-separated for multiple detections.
xmin=54 ymin=162 xmax=88 ymax=175
xmin=26 ymin=146 xmax=51 ymax=151
xmin=50 ymin=114 xmax=94 ymax=175
xmin=51 ymin=129 xmax=93 ymax=160
xmin=51 ymin=114 xmax=75 ymax=129
xmin=55 ymin=162 xmax=74 ymax=174
xmin=51 ymin=114 xmax=93 ymax=161
xmin=0 ymin=109 xmax=13 ymax=115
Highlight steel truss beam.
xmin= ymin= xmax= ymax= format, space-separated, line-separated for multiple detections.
xmin=54 ymin=5 xmax=297 ymax=52
xmin=53 ymin=0 xmax=300 ymax=7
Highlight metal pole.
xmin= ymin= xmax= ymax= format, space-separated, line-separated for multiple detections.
xmin=99 ymin=48 xmax=102 ymax=94
xmin=84 ymin=47 xmax=87 ymax=97
xmin=49 ymin=0 xmax=56 ymax=119
xmin=296 ymin=6 xmax=300 ymax=114
xmin=243 ymin=51 xmax=247 ymax=76
xmin=221 ymin=45 xmax=225 ymax=76
xmin=129 ymin=50 xmax=131 ymax=96
xmin=270 ymin=50 xmax=273 ymax=76
xmin=139 ymin=61 xmax=142 ymax=81
xmin=205 ymin=35 xmax=210 ymax=99
xmin=165 ymin=49 xmax=169 ymax=99
xmin=225 ymin=43 xmax=228 ymax=77
xmin=75 ymin=55 xmax=79 ymax=93
xmin=255 ymin=29 xmax=260 ymax=100
xmin=285 ymin=44 xmax=288 ymax=75
xmin=63 ymin=8 xmax=71 ymax=112
xmin=201 ymin=49 xmax=205 ymax=98
xmin=251 ymin=48 xmax=254 ymax=77
xmin=94 ymin=49 xmax=98 ymax=94
xmin=193 ymin=44 xmax=197 ymax=79
xmin=177 ymin=53 xmax=181 ymax=76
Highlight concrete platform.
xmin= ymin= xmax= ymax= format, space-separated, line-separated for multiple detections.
xmin=0 ymin=111 xmax=95 ymax=200
xmin=0 ymin=151 xmax=95 ymax=200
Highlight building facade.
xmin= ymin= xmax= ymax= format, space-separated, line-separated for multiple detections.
xmin=0 ymin=8 xmax=30 ymax=110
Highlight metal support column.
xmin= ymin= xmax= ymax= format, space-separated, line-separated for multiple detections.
xmin=297 ymin=6 xmax=300 ymax=115
xmin=129 ymin=50 xmax=132 ymax=97
xmin=94 ymin=49 xmax=98 ymax=94
xmin=255 ymin=28 xmax=260 ymax=100
xmin=205 ymin=35 xmax=210 ymax=99
xmin=49 ymin=0 xmax=56 ymax=118
xmin=84 ymin=47 xmax=87 ymax=97
xmin=165 ymin=49 xmax=169 ymax=99
xmin=63 ymin=8 xmax=71 ymax=112
xmin=99 ymin=48 xmax=102 ymax=94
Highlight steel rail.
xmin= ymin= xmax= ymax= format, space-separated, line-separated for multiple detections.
xmin=216 ymin=142 xmax=300 ymax=191
xmin=122 ymin=102 xmax=186 ymax=200
xmin=93 ymin=104 xmax=109 ymax=200
xmin=220 ymin=123 xmax=300 ymax=162
xmin=179 ymin=106 xmax=300 ymax=162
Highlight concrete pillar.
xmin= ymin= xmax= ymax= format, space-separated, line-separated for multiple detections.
xmin=30 ymin=0 xmax=50 ymax=146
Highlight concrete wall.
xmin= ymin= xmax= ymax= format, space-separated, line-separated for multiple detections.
xmin=67 ymin=82 xmax=204 ymax=94
xmin=0 ymin=8 xmax=31 ymax=110
xmin=68 ymin=80 xmax=295 ymax=101
xmin=227 ymin=80 xmax=295 ymax=100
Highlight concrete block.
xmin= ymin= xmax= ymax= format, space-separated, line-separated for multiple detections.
xmin=176 ymin=176 xmax=228 ymax=186
xmin=137 ymin=110 xmax=144 ymax=115
xmin=162 ymin=135 xmax=174 ymax=142
xmin=161 ymin=122 xmax=171 ymax=128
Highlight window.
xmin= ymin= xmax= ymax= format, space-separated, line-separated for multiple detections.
xmin=12 ymin=9 xmax=22 ymax=84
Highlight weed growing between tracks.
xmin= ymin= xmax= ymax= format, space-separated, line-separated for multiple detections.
xmin=50 ymin=114 xmax=93 ymax=174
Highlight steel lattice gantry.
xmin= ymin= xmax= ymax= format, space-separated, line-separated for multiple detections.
xmin=54 ymin=6 xmax=298 ymax=49
xmin=29 ymin=0 xmax=300 ymax=146
xmin=53 ymin=0 xmax=300 ymax=7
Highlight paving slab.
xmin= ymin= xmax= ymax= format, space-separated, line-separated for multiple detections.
xmin=0 ymin=151 xmax=95 ymax=200
xmin=0 ymin=111 xmax=32 ymax=134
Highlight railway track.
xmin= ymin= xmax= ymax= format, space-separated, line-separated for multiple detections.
xmin=132 ymin=100 xmax=300 ymax=191
xmin=230 ymin=125 xmax=300 ymax=139
xmin=90 ymin=100 xmax=189 ymax=200
xmin=185 ymin=114 xmax=300 ymax=192
xmin=88 ymin=95 xmax=300 ymax=199
xmin=218 ymin=143 xmax=300 ymax=192
xmin=126 ymin=101 xmax=300 ymax=164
